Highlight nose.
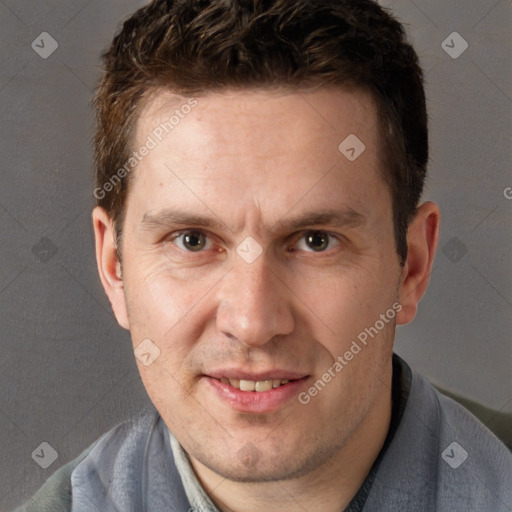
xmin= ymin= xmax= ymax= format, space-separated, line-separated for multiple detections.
xmin=215 ymin=254 xmax=294 ymax=347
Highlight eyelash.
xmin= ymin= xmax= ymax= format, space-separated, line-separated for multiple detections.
xmin=292 ymin=232 xmax=341 ymax=253
xmin=168 ymin=230 xmax=215 ymax=252
xmin=166 ymin=229 xmax=343 ymax=255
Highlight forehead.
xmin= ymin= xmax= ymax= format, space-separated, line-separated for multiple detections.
xmin=127 ymin=87 xmax=389 ymax=233
xmin=138 ymin=86 xmax=380 ymax=146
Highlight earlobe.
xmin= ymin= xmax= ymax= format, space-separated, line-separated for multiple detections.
xmin=396 ymin=201 xmax=440 ymax=325
xmin=92 ymin=207 xmax=130 ymax=330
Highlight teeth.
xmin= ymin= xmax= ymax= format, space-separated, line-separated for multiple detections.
xmin=240 ymin=380 xmax=255 ymax=391
xmin=224 ymin=378 xmax=291 ymax=392
xmin=255 ymin=380 xmax=272 ymax=392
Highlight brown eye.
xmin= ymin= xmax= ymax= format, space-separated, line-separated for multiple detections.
xmin=172 ymin=231 xmax=210 ymax=252
xmin=294 ymin=231 xmax=340 ymax=253
xmin=304 ymin=231 xmax=330 ymax=252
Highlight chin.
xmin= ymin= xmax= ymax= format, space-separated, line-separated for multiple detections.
xmin=193 ymin=442 xmax=335 ymax=483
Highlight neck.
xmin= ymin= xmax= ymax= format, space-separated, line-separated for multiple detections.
xmin=190 ymin=377 xmax=392 ymax=512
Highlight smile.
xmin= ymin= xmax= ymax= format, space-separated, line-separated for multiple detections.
xmin=204 ymin=375 xmax=310 ymax=413
xmin=216 ymin=378 xmax=292 ymax=392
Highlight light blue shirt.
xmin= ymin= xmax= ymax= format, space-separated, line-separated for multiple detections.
xmin=13 ymin=355 xmax=512 ymax=512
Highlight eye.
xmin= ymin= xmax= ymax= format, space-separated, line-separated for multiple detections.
xmin=294 ymin=231 xmax=340 ymax=252
xmin=171 ymin=230 xmax=213 ymax=252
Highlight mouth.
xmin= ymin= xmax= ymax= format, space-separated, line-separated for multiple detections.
xmin=203 ymin=373 xmax=310 ymax=413
xmin=216 ymin=377 xmax=294 ymax=392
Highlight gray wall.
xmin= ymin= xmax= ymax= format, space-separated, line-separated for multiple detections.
xmin=1 ymin=0 xmax=510 ymax=509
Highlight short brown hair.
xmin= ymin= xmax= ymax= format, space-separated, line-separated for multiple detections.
xmin=94 ymin=0 xmax=428 ymax=264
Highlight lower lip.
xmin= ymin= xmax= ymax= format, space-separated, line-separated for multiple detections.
xmin=204 ymin=376 xmax=309 ymax=413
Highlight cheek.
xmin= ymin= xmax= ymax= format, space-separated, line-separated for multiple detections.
xmin=297 ymin=268 xmax=399 ymax=397
xmin=297 ymin=264 xmax=392 ymax=331
xmin=123 ymin=260 xmax=209 ymax=414
xmin=122 ymin=255 xmax=213 ymax=349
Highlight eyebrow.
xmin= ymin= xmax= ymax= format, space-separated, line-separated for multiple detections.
xmin=274 ymin=208 xmax=367 ymax=232
xmin=140 ymin=207 xmax=366 ymax=234
xmin=140 ymin=209 xmax=226 ymax=231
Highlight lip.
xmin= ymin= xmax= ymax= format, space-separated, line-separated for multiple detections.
xmin=203 ymin=375 xmax=310 ymax=413
xmin=206 ymin=369 xmax=307 ymax=381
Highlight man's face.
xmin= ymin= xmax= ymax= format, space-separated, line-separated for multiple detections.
xmin=112 ymin=88 xmax=404 ymax=481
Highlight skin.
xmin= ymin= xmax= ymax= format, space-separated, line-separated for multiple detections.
xmin=93 ymin=87 xmax=440 ymax=512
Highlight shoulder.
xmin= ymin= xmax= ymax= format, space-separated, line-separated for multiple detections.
xmin=366 ymin=360 xmax=512 ymax=512
xmin=10 ymin=452 xmax=85 ymax=512
xmin=73 ymin=409 xmax=158 ymax=469
xmin=409 ymin=368 xmax=512 ymax=510
xmin=411 ymin=370 xmax=511 ymax=468
xmin=11 ymin=410 xmax=159 ymax=512
xmin=429 ymin=379 xmax=512 ymax=509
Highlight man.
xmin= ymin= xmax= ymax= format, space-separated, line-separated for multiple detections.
xmin=15 ymin=0 xmax=512 ymax=511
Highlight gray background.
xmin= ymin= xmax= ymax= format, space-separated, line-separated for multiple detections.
xmin=1 ymin=0 xmax=511 ymax=509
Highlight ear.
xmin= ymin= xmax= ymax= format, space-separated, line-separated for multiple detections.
xmin=396 ymin=201 xmax=440 ymax=325
xmin=92 ymin=207 xmax=130 ymax=330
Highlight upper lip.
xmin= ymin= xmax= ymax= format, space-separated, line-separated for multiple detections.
xmin=206 ymin=369 xmax=309 ymax=381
